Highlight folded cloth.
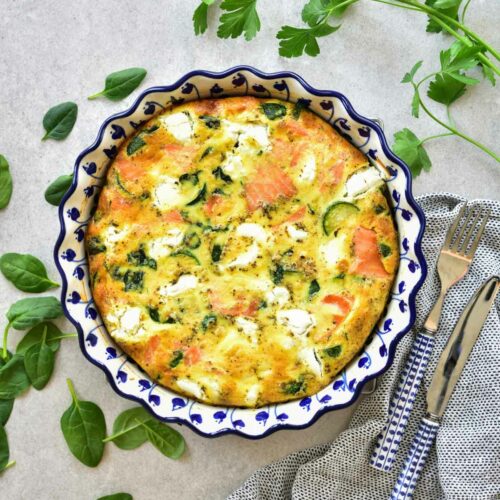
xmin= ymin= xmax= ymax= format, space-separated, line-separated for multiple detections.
xmin=228 ymin=194 xmax=500 ymax=500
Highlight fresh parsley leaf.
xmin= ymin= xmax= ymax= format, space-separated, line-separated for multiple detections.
xmin=277 ymin=23 xmax=340 ymax=58
xmin=425 ymin=0 xmax=462 ymax=33
xmin=302 ymin=0 xmax=350 ymax=26
xmin=482 ymin=63 xmax=496 ymax=86
xmin=427 ymin=73 xmax=466 ymax=105
xmin=393 ymin=128 xmax=432 ymax=177
xmin=217 ymin=0 xmax=261 ymax=41
xmin=401 ymin=60 xmax=423 ymax=83
xmin=442 ymin=42 xmax=481 ymax=73
xmin=411 ymin=90 xmax=420 ymax=118
xmin=193 ymin=1 xmax=213 ymax=35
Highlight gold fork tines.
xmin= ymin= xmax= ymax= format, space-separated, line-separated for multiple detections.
xmin=423 ymin=204 xmax=490 ymax=333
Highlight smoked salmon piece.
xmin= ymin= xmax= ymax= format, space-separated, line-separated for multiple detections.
xmin=162 ymin=209 xmax=184 ymax=223
xmin=350 ymin=227 xmax=389 ymax=278
xmin=322 ymin=294 xmax=353 ymax=325
xmin=245 ymin=164 xmax=297 ymax=211
xmin=209 ymin=291 xmax=259 ymax=318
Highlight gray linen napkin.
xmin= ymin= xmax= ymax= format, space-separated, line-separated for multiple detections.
xmin=228 ymin=194 xmax=500 ymax=500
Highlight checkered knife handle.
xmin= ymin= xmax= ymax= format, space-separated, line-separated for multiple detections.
xmin=370 ymin=332 xmax=435 ymax=472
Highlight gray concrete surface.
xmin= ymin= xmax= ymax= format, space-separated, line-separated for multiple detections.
xmin=0 ymin=1 xmax=498 ymax=499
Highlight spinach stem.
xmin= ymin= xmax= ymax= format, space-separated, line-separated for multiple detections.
xmin=102 ymin=422 xmax=143 ymax=443
xmin=421 ymin=132 xmax=454 ymax=144
xmin=87 ymin=92 xmax=104 ymax=100
xmin=414 ymin=82 xmax=500 ymax=162
xmin=66 ymin=378 xmax=79 ymax=406
xmin=49 ymin=334 xmax=77 ymax=341
xmin=2 ymin=460 xmax=15 ymax=472
xmin=2 ymin=322 xmax=12 ymax=360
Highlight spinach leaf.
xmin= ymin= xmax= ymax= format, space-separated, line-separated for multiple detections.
xmin=199 ymin=115 xmax=221 ymax=129
xmin=127 ymin=136 xmax=146 ymax=156
xmin=379 ymin=243 xmax=392 ymax=257
xmin=0 ymin=155 xmax=13 ymax=210
xmin=24 ymin=326 xmax=55 ymax=390
xmin=147 ymin=307 xmax=175 ymax=324
xmin=324 ymin=345 xmax=342 ymax=358
xmin=200 ymin=146 xmax=214 ymax=159
xmin=0 ymin=253 xmax=59 ymax=293
xmin=271 ymin=263 xmax=285 ymax=285
xmin=281 ymin=377 xmax=305 ymax=395
xmin=141 ymin=419 xmax=185 ymax=459
xmin=308 ymin=279 xmax=320 ymax=300
xmin=0 ymin=399 xmax=14 ymax=426
xmin=123 ymin=271 xmax=144 ymax=291
xmin=169 ymin=351 xmax=184 ymax=368
xmin=211 ymin=244 xmax=222 ymax=262
xmin=6 ymin=297 xmax=63 ymax=330
xmin=103 ymin=407 xmax=152 ymax=450
xmin=212 ymin=166 xmax=233 ymax=183
xmin=179 ymin=171 xmax=200 ymax=185
xmin=0 ymin=424 xmax=9 ymax=471
xmin=98 ymin=494 xmax=133 ymax=500
xmin=44 ymin=173 xmax=73 ymax=206
xmin=127 ymin=246 xmax=157 ymax=269
xmin=292 ymin=99 xmax=310 ymax=119
xmin=0 ymin=355 xmax=30 ymax=400
xmin=16 ymin=322 xmax=69 ymax=354
xmin=87 ymin=236 xmax=107 ymax=255
xmin=201 ymin=314 xmax=217 ymax=331
xmin=60 ymin=379 xmax=106 ymax=467
xmin=261 ymin=102 xmax=287 ymax=120
xmin=42 ymin=102 xmax=78 ymax=141
xmin=186 ymin=183 xmax=207 ymax=206
xmin=88 ymin=67 xmax=147 ymax=101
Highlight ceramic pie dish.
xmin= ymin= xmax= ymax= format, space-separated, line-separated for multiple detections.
xmin=54 ymin=66 xmax=427 ymax=438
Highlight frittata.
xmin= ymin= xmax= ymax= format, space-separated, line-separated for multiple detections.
xmin=86 ymin=96 xmax=398 ymax=407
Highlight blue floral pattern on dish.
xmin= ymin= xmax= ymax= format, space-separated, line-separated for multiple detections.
xmin=54 ymin=66 xmax=426 ymax=439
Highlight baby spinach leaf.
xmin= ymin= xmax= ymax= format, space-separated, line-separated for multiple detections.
xmin=42 ymin=102 xmax=78 ymax=141
xmin=0 ymin=155 xmax=13 ymax=210
xmin=127 ymin=136 xmax=146 ymax=156
xmin=87 ymin=237 xmax=107 ymax=255
xmin=127 ymin=246 xmax=157 ymax=269
xmin=24 ymin=327 xmax=55 ymax=390
xmin=44 ymin=173 xmax=73 ymax=206
xmin=324 ymin=345 xmax=342 ymax=357
xmin=211 ymin=244 xmax=222 ymax=262
xmin=16 ymin=322 xmax=67 ymax=354
xmin=281 ymin=377 xmax=305 ymax=395
xmin=88 ymin=68 xmax=147 ymax=101
xmin=171 ymin=249 xmax=201 ymax=265
xmin=141 ymin=420 xmax=185 ymax=459
xmin=103 ymin=407 xmax=152 ymax=450
xmin=199 ymin=115 xmax=221 ymax=129
xmin=261 ymin=103 xmax=287 ymax=120
xmin=60 ymin=379 xmax=106 ymax=467
xmin=0 ymin=424 xmax=9 ymax=471
xmin=308 ymin=279 xmax=320 ymax=300
xmin=169 ymin=351 xmax=184 ymax=368
xmin=0 ymin=355 xmax=30 ymax=400
xmin=97 ymin=494 xmax=133 ymax=500
xmin=212 ymin=166 xmax=232 ymax=183
xmin=0 ymin=253 xmax=59 ymax=293
xmin=201 ymin=314 xmax=217 ymax=331
xmin=146 ymin=307 xmax=175 ymax=324
xmin=379 ymin=243 xmax=392 ymax=257
xmin=6 ymin=297 xmax=63 ymax=330
xmin=0 ymin=399 xmax=14 ymax=426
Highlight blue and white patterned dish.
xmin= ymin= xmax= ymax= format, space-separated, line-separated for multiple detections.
xmin=54 ymin=66 xmax=427 ymax=438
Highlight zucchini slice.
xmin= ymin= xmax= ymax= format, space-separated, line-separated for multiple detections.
xmin=322 ymin=201 xmax=359 ymax=236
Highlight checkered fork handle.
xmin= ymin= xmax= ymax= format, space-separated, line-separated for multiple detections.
xmin=390 ymin=417 xmax=440 ymax=499
xmin=370 ymin=332 xmax=435 ymax=472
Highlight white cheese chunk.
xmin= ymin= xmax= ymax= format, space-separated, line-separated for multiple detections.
xmin=224 ymin=243 xmax=260 ymax=269
xmin=299 ymin=348 xmax=322 ymax=376
xmin=236 ymin=223 xmax=268 ymax=243
xmin=345 ymin=166 xmax=382 ymax=198
xmin=266 ymin=286 xmax=290 ymax=307
xmin=223 ymin=121 xmax=270 ymax=152
xmin=222 ymin=153 xmax=246 ymax=179
xmin=235 ymin=317 xmax=258 ymax=335
xmin=101 ymin=225 xmax=129 ymax=248
xmin=298 ymin=154 xmax=316 ymax=183
xmin=245 ymin=384 xmax=260 ymax=405
xmin=277 ymin=309 xmax=316 ymax=336
xmin=106 ymin=306 xmax=147 ymax=342
xmin=152 ymin=176 xmax=183 ymax=211
xmin=148 ymin=229 xmax=184 ymax=259
xmin=319 ymin=234 xmax=346 ymax=268
xmin=159 ymin=275 xmax=198 ymax=297
xmin=160 ymin=112 xmax=193 ymax=142
xmin=176 ymin=379 xmax=204 ymax=399
xmin=286 ymin=224 xmax=309 ymax=241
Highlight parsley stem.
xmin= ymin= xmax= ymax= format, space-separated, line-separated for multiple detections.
xmin=414 ymin=83 xmax=500 ymax=162
xmin=2 ymin=322 xmax=11 ymax=360
xmin=461 ymin=0 xmax=472 ymax=23
xmin=370 ymin=0 xmax=421 ymax=12
xmin=421 ymin=132 xmax=454 ymax=144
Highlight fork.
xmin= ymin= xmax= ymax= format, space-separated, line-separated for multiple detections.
xmin=370 ymin=204 xmax=490 ymax=472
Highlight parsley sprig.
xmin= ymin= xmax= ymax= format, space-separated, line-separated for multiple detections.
xmin=190 ymin=0 xmax=499 ymax=176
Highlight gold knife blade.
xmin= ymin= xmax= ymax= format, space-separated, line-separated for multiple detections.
xmin=427 ymin=275 xmax=500 ymax=418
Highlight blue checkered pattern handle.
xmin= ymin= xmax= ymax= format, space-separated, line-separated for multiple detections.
xmin=370 ymin=332 xmax=435 ymax=471
xmin=390 ymin=417 xmax=440 ymax=499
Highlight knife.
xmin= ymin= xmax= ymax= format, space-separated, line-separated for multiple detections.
xmin=390 ymin=275 xmax=500 ymax=500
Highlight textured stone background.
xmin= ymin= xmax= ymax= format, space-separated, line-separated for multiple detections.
xmin=0 ymin=1 xmax=498 ymax=498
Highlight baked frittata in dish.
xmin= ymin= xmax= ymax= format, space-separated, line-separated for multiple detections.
xmin=86 ymin=96 xmax=398 ymax=407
